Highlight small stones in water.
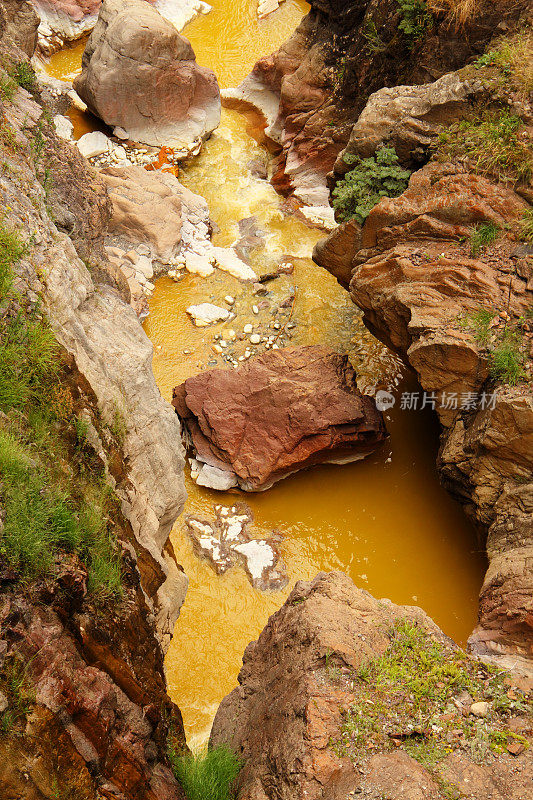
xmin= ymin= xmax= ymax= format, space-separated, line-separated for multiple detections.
xmin=185 ymin=503 xmax=288 ymax=591
xmin=186 ymin=303 xmax=230 ymax=327
xmin=243 ymin=323 xmax=253 ymax=334
xmin=225 ymin=295 xmax=235 ymax=305
xmin=250 ymin=333 xmax=261 ymax=345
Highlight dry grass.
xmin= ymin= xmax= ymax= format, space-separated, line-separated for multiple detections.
xmin=427 ymin=0 xmax=479 ymax=25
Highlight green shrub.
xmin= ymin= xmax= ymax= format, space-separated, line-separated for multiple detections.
xmin=169 ymin=745 xmax=241 ymax=800
xmin=0 ymin=73 xmax=16 ymax=103
xmin=397 ymin=0 xmax=433 ymax=43
xmin=488 ymin=330 xmax=526 ymax=385
xmin=469 ymin=222 xmax=500 ymax=256
xmin=0 ymin=655 xmax=35 ymax=735
xmin=332 ymin=146 xmax=411 ymax=224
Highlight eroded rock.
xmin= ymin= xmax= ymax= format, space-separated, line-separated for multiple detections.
xmin=73 ymin=0 xmax=220 ymax=151
xmin=172 ymin=346 xmax=387 ymax=491
xmin=185 ymin=503 xmax=288 ymax=590
xmin=211 ymin=572 xmax=533 ymax=800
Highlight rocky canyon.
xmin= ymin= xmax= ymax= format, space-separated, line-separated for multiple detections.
xmin=0 ymin=0 xmax=531 ymax=798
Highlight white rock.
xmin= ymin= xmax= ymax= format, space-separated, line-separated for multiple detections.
xmin=213 ymin=247 xmax=257 ymax=281
xmin=195 ymin=463 xmax=239 ymax=490
xmin=252 ymin=305 xmax=259 ymax=314
xmin=135 ymin=255 xmax=154 ymax=280
xmin=234 ymin=540 xmax=274 ymax=580
xmin=224 ymin=295 xmax=235 ymax=305
xmin=77 ymin=131 xmax=111 ymax=159
xmin=257 ymin=0 xmax=281 ymax=19
xmin=243 ymin=323 xmax=253 ymax=334
xmin=185 ymin=252 xmax=215 ymax=277
xmin=53 ymin=114 xmax=73 ymax=141
xmin=186 ymin=303 xmax=230 ymax=326
xmin=250 ymin=333 xmax=261 ymax=344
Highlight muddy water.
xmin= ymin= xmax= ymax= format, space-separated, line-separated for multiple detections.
xmin=43 ymin=0 xmax=486 ymax=749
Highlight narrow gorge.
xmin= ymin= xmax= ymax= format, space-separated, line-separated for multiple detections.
xmin=0 ymin=0 xmax=531 ymax=798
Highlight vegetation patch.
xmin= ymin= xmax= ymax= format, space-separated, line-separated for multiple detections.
xmin=0 ymin=217 xmax=122 ymax=597
xmin=168 ymin=744 xmax=242 ymax=800
xmin=474 ymin=30 xmax=533 ymax=96
xmin=332 ymin=146 xmax=411 ymax=224
xmin=396 ymin=0 xmax=433 ymax=43
xmin=435 ymin=108 xmax=533 ymax=185
xmin=469 ymin=222 xmax=500 ymax=256
xmin=459 ymin=305 xmax=529 ymax=385
xmin=0 ymin=655 xmax=35 ymax=735
xmin=519 ymin=209 xmax=533 ymax=243
xmin=330 ymin=620 xmax=531 ymax=771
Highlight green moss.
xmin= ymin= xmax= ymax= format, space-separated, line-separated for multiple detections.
xmin=488 ymin=329 xmax=526 ymax=385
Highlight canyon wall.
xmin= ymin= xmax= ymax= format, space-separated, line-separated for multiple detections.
xmin=0 ymin=4 xmax=188 ymax=797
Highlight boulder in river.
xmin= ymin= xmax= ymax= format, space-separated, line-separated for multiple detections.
xmin=172 ymin=346 xmax=387 ymax=491
xmin=73 ymin=0 xmax=220 ymax=151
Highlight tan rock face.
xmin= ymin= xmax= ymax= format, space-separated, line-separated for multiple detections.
xmin=74 ymin=0 xmax=220 ymax=150
xmin=211 ymin=572 xmax=533 ymax=800
xmin=172 ymin=346 xmax=387 ymax=491
xmin=2 ymin=0 xmax=38 ymax=55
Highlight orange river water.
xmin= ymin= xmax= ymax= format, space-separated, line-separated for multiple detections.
xmin=42 ymin=0 xmax=487 ymax=749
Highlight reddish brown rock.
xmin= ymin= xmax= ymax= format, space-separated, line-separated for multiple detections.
xmin=211 ymin=572 xmax=533 ymax=800
xmin=73 ymin=0 xmax=220 ymax=151
xmin=172 ymin=346 xmax=387 ymax=491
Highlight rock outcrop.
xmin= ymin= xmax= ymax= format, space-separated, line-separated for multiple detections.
xmin=2 ymin=0 xmax=37 ymax=54
xmin=211 ymin=572 xmax=533 ymax=800
xmin=313 ymin=60 xmax=533 ymax=674
xmin=74 ymin=0 xmax=220 ymax=151
xmin=31 ymin=0 xmax=211 ymax=55
xmin=172 ymin=346 xmax=387 ymax=491
xmin=0 ymin=9 xmax=189 ymax=797
xmin=225 ymin=0 xmax=529 ymax=216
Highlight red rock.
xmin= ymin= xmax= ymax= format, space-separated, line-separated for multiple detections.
xmin=172 ymin=346 xmax=387 ymax=491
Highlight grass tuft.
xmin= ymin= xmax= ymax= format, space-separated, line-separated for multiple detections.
xmin=469 ymin=222 xmax=500 ymax=256
xmin=519 ymin=209 xmax=533 ymax=243
xmin=488 ymin=329 xmax=526 ymax=385
xmin=169 ymin=745 xmax=241 ymax=800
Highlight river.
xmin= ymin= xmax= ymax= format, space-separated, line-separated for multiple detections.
xmin=42 ymin=0 xmax=486 ymax=749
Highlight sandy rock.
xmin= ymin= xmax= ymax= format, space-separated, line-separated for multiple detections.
xmin=211 ymin=572 xmax=532 ymax=799
xmin=76 ymin=130 xmax=110 ymax=158
xmin=470 ymin=701 xmax=490 ymax=718
xmin=213 ymin=246 xmax=257 ymax=281
xmin=186 ymin=302 xmax=230 ymax=326
xmin=53 ymin=113 xmax=73 ymax=140
xmin=185 ymin=251 xmax=214 ymax=276
xmin=3 ymin=0 xmax=38 ymax=55
xmin=32 ymin=0 xmax=210 ymax=55
xmin=73 ymin=0 xmax=221 ymax=151
xmin=172 ymin=346 xmax=387 ymax=491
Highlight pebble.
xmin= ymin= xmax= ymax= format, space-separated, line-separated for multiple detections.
xmin=225 ymin=295 xmax=235 ymax=305
xmin=243 ymin=323 xmax=253 ymax=334
xmin=252 ymin=305 xmax=259 ymax=314
xmin=470 ymin=701 xmax=490 ymax=718
xmin=250 ymin=333 xmax=261 ymax=345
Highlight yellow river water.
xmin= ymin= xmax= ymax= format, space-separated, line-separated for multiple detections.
xmin=43 ymin=0 xmax=487 ymax=749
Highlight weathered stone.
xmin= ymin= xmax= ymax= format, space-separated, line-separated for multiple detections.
xmin=211 ymin=572 xmax=533 ymax=799
xmin=173 ymin=346 xmax=387 ymax=491
xmin=3 ymin=0 xmax=38 ymax=55
xmin=74 ymin=0 xmax=220 ymax=150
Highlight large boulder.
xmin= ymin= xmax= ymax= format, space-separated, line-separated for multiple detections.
xmin=73 ymin=0 xmax=220 ymax=151
xmin=211 ymin=572 xmax=533 ymax=800
xmin=172 ymin=346 xmax=387 ymax=491
xmin=2 ymin=0 xmax=38 ymax=55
